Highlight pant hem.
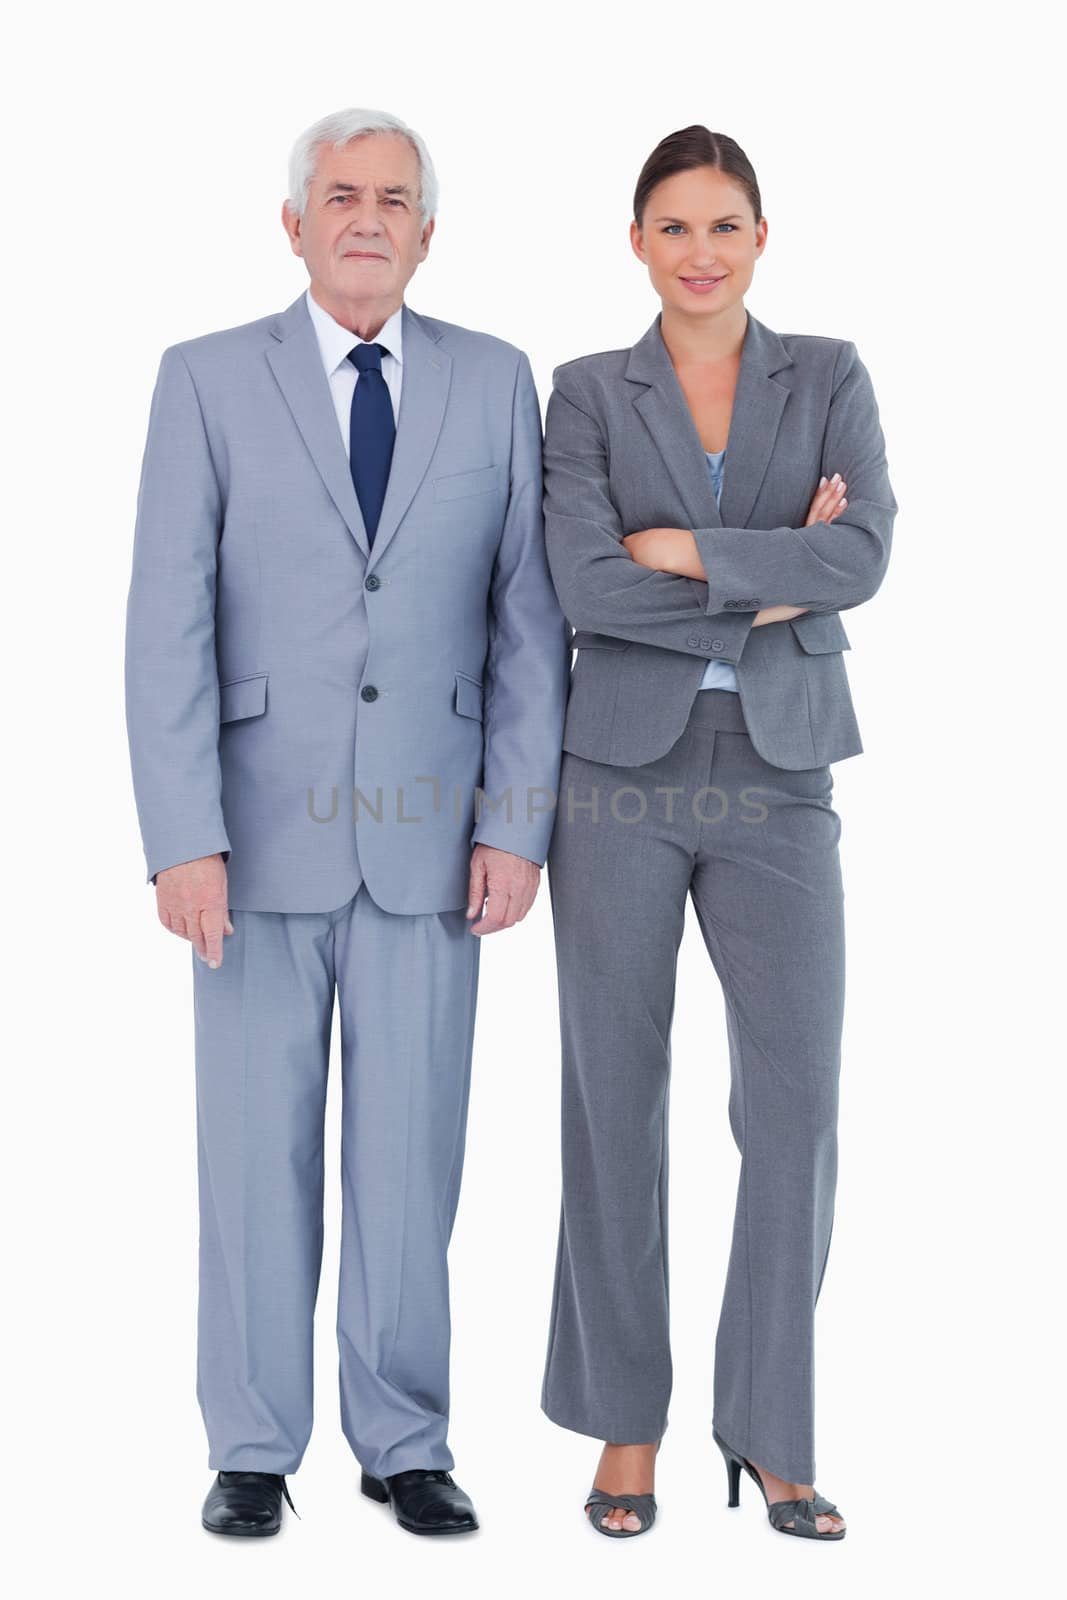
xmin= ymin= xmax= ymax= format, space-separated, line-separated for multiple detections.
xmin=354 ymin=1442 xmax=456 ymax=1479
xmin=541 ymin=1396 xmax=667 ymax=1445
xmin=210 ymin=1454 xmax=304 ymax=1474
xmin=714 ymin=1417 xmax=816 ymax=1486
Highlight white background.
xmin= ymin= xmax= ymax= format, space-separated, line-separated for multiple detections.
xmin=6 ymin=1 xmax=1062 ymax=1595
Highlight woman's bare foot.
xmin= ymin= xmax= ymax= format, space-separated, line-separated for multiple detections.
xmin=586 ymin=1441 xmax=658 ymax=1532
xmin=747 ymin=1458 xmax=845 ymax=1534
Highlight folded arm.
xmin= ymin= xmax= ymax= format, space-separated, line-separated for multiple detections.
xmin=542 ymin=376 xmax=756 ymax=663
xmin=689 ymin=340 xmax=897 ymax=614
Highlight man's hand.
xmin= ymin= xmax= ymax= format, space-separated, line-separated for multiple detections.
xmin=156 ymin=853 xmax=233 ymax=968
xmin=466 ymin=844 xmax=541 ymax=935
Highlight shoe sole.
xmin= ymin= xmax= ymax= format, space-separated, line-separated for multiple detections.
xmin=394 ymin=1519 xmax=479 ymax=1536
xmin=201 ymin=1519 xmax=281 ymax=1536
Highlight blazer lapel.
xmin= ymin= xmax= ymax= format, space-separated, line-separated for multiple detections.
xmin=366 ymin=304 xmax=451 ymax=567
xmin=266 ymin=292 xmax=371 ymax=559
xmin=624 ymin=310 xmax=793 ymax=534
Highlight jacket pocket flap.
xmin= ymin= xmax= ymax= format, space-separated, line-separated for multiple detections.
xmin=571 ymin=630 xmax=629 ymax=651
xmin=789 ymin=613 xmax=851 ymax=653
xmin=434 ymin=464 xmax=503 ymax=501
xmin=454 ymin=670 xmax=484 ymax=720
xmin=219 ymin=671 xmax=268 ymax=723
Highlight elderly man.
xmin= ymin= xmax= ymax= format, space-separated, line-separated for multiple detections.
xmin=125 ymin=107 xmax=568 ymax=1538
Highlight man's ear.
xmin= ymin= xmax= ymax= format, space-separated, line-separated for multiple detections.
xmin=281 ymin=200 xmax=303 ymax=258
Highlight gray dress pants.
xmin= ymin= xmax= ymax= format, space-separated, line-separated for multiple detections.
xmin=191 ymin=884 xmax=480 ymax=1480
xmin=541 ymin=688 xmax=845 ymax=1484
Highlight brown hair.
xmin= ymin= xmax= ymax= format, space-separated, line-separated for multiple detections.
xmin=633 ymin=126 xmax=762 ymax=230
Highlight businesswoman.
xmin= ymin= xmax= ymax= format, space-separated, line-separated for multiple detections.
xmin=540 ymin=126 xmax=897 ymax=1541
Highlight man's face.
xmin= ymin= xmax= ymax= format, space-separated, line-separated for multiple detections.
xmin=282 ymin=132 xmax=434 ymax=323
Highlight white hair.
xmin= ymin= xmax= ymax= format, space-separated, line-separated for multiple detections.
xmin=286 ymin=107 xmax=438 ymax=225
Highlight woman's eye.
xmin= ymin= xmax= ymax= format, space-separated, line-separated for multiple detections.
xmin=662 ymin=222 xmax=737 ymax=235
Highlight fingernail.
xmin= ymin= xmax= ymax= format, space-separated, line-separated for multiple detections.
xmin=208 ymin=960 xmax=218 ymax=969
xmin=819 ymin=476 xmax=826 ymax=486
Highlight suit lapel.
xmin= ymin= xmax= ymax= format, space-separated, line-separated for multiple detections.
xmin=266 ymin=292 xmax=371 ymax=558
xmin=367 ymin=304 xmax=451 ymax=567
xmin=624 ymin=309 xmax=793 ymax=534
xmin=265 ymin=296 xmax=452 ymax=568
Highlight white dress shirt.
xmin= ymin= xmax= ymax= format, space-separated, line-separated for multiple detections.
xmin=304 ymin=286 xmax=403 ymax=448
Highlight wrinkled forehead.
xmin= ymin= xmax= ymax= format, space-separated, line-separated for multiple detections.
xmin=310 ymin=132 xmax=419 ymax=192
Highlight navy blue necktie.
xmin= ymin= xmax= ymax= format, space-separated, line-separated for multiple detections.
xmin=347 ymin=343 xmax=395 ymax=547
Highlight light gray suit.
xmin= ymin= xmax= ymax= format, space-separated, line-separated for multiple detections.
xmin=539 ymin=310 xmax=897 ymax=1484
xmin=125 ymin=291 xmax=569 ymax=1477
xmin=126 ymin=294 xmax=568 ymax=911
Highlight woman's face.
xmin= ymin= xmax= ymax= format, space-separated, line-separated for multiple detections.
xmin=630 ymin=165 xmax=767 ymax=318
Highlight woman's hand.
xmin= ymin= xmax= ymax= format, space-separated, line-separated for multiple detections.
xmin=752 ymin=473 xmax=849 ymax=627
xmin=804 ymin=473 xmax=848 ymax=528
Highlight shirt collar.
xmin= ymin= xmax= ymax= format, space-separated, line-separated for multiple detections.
xmin=305 ymin=287 xmax=404 ymax=376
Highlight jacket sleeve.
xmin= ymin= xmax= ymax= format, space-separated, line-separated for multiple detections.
xmin=124 ymin=345 xmax=231 ymax=887
xmin=542 ymin=372 xmax=756 ymax=663
xmin=471 ymin=352 xmax=570 ymax=866
xmin=691 ymin=340 xmax=898 ymax=615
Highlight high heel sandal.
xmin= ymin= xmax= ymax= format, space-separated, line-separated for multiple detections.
xmin=712 ymin=1426 xmax=846 ymax=1540
xmin=583 ymin=1486 xmax=658 ymax=1537
xmin=583 ymin=1441 xmax=660 ymax=1538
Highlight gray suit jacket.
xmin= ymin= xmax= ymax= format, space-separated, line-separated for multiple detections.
xmin=125 ymin=293 xmax=569 ymax=913
xmin=543 ymin=310 xmax=897 ymax=769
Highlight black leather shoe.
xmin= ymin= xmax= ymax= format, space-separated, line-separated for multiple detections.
xmin=361 ymin=1467 xmax=479 ymax=1535
xmin=201 ymin=1470 xmax=299 ymax=1536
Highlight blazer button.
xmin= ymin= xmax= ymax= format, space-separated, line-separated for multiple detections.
xmin=361 ymin=685 xmax=379 ymax=702
xmin=711 ymin=639 xmax=725 ymax=652
xmin=364 ymin=574 xmax=381 ymax=591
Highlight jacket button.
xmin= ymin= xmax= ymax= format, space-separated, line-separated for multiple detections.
xmin=711 ymin=639 xmax=725 ymax=652
xmin=361 ymin=685 xmax=379 ymax=702
xmin=364 ymin=574 xmax=381 ymax=591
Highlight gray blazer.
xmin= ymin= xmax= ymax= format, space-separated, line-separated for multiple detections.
xmin=543 ymin=310 xmax=897 ymax=769
xmin=125 ymin=293 xmax=569 ymax=913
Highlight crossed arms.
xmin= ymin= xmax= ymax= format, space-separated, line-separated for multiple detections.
xmin=542 ymin=340 xmax=898 ymax=663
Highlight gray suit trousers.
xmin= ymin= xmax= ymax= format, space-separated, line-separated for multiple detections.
xmin=541 ymin=688 xmax=844 ymax=1484
xmin=192 ymin=884 xmax=480 ymax=1479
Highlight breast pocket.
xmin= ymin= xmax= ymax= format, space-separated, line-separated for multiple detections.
xmin=433 ymin=465 xmax=504 ymax=502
